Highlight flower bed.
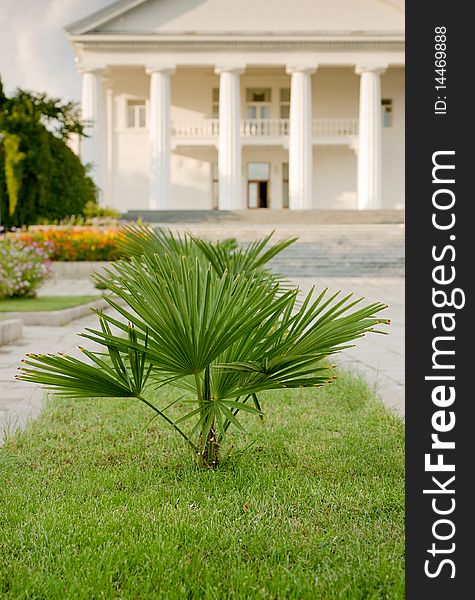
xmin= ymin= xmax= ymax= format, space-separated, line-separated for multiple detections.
xmin=13 ymin=228 xmax=126 ymax=262
xmin=0 ymin=237 xmax=52 ymax=298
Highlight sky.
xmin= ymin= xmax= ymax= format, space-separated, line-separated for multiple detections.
xmin=0 ymin=0 xmax=112 ymax=102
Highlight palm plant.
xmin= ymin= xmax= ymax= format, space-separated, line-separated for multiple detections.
xmin=117 ymin=224 xmax=296 ymax=279
xmin=18 ymin=252 xmax=389 ymax=468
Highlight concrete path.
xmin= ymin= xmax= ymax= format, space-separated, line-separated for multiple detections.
xmin=290 ymin=278 xmax=404 ymax=416
xmin=38 ymin=278 xmax=99 ymax=296
xmin=0 ymin=277 xmax=404 ymax=444
xmin=0 ymin=312 xmax=99 ymax=442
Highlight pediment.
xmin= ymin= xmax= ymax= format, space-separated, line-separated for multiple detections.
xmin=67 ymin=0 xmax=404 ymax=37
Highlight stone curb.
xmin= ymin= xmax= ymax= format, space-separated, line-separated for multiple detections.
xmin=51 ymin=261 xmax=111 ymax=279
xmin=1 ymin=298 xmax=109 ymax=327
xmin=0 ymin=319 xmax=23 ymax=346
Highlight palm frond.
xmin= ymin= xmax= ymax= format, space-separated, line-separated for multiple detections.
xmin=191 ymin=230 xmax=297 ymax=279
xmin=87 ymin=255 xmax=297 ymax=376
xmin=116 ymin=224 xmax=198 ymax=261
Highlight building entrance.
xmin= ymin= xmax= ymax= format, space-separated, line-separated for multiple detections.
xmin=247 ymin=162 xmax=270 ymax=209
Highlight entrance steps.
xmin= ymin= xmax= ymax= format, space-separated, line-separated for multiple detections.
xmin=121 ymin=211 xmax=405 ymax=277
xmin=123 ymin=209 xmax=404 ymax=225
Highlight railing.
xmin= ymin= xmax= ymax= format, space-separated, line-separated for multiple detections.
xmin=312 ymin=118 xmax=358 ymax=136
xmin=171 ymin=118 xmax=358 ymax=139
xmin=241 ymin=118 xmax=290 ymax=137
xmin=171 ymin=119 xmax=219 ymax=138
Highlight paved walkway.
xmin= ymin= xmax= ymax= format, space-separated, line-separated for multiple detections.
xmin=291 ymin=278 xmax=404 ymax=416
xmin=0 ymin=277 xmax=404 ymax=444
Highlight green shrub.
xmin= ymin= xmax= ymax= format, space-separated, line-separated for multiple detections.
xmin=83 ymin=200 xmax=120 ymax=220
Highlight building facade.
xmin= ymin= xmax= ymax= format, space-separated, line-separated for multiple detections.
xmin=66 ymin=0 xmax=405 ymax=212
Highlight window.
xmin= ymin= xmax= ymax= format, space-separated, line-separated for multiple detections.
xmin=382 ymin=98 xmax=393 ymax=128
xmin=246 ymin=88 xmax=271 ymax=120
xmin=212 ymin=88 xmax=219 ymax=118
xmin=246 ymin=88 xmax=271 ymax=103
xmin=280 ymin=88 xmax=290 ymax=119
xmin=282 ymin=162 xmax=289 ymax=209
xmin=247 ymin=162 xmax=270 ymax=181
xmin=127 ymin=100 xmax=146 ymax=128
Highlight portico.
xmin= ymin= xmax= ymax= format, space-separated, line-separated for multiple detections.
xmin=66 ymin=0 xmax=405 ymax=212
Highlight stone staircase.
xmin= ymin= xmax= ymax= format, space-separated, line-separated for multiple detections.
xmin=123 ymin=209 xmax=404 ymax=226
xmin=123 ymin=218 xmax=404 ymax=277
xmin=267 ymin=225 xmax=405 ymax=277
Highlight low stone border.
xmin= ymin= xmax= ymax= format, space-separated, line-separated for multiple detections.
xmin=1 ymin=298 xmax=109 ymax=327
xmin=0 ymin=319 xmax=23 ymax=346
xmin=51 ymin=261 xmax=112 ymax=280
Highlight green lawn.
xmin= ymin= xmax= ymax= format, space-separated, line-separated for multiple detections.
xmin=0 ymin=371 xmax=404 ymax=599
xmin=0 ymin=295 xmax=100 ymax=312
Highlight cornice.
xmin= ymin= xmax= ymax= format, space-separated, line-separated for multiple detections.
xmin=73 ymin=39 xmax=405 ymax=53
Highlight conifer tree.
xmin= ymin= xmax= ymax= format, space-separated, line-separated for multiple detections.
xmin=0 ymin=77 xmax=96 ymax=228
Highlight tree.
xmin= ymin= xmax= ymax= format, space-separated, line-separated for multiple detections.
xmin=0 ymin=77 xmax=96 ymax=228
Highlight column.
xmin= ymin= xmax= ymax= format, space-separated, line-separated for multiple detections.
xmin=215 ymin=65 xmax=245 ymax=210
xmin=146 ymin=65 xmax=175 ymax=210
xmin=286 ymin=66 xmax=316 ymax=210
xmin=356 ymin=65 xmax=386 ymax=210
xmin=80 ymin=68 xmax=106 ymax=201
xmin=105 ymin=87 xmax=114 ymax=206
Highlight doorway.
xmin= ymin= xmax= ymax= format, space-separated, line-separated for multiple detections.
xmin=248 ymin=181 xmax=269 ymax=209
xmin=247 ymin=162 xmax=270 ymax=209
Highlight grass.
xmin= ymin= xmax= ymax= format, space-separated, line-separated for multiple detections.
xmin=0 ymin=295 xmax=100 ymax=312
xmin=0 ymin=370 xmax=404 ymax=599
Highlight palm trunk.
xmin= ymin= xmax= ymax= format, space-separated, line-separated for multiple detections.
xmin=195 ymin=366 xmax=219 ymax=468
xmin=197 ymin=425 xmax=220 ymax=469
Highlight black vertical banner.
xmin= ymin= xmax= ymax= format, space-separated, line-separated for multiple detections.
xmin=406 ymin=3 xmax=474 ymax=598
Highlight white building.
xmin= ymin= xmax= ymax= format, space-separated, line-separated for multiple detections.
xmin=66 ymin=0 xmax=405 ymax=212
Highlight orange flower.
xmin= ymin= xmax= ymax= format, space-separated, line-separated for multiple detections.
xmin=11 ymin=227 xmax=125 ymax=262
